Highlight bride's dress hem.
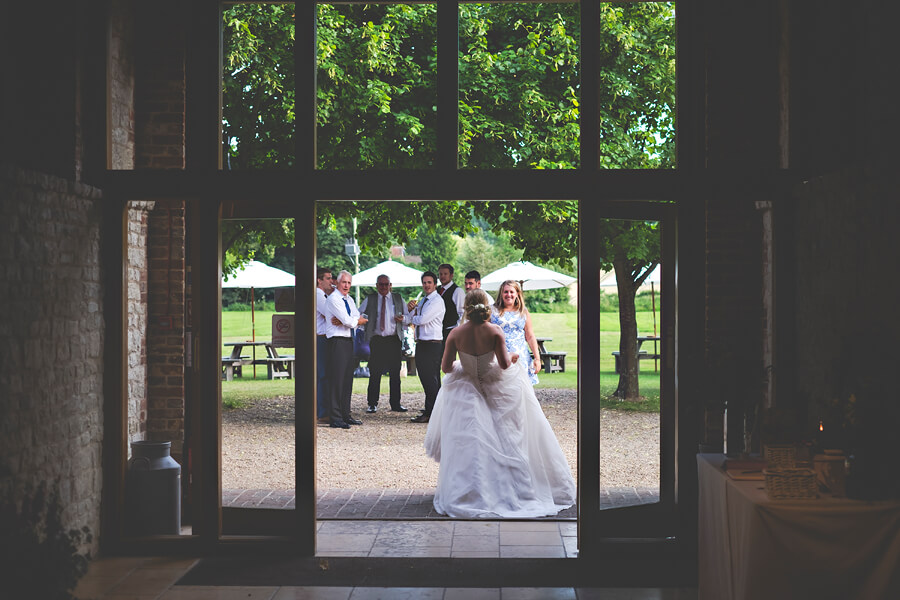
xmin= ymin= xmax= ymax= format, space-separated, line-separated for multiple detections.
xmin=424 ymin=352 xmax=576 ymax=520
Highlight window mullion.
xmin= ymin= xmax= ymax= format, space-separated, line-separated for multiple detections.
xmin=580 ymin=0 xmax=599 ymax=171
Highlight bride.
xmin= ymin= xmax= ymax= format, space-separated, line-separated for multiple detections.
xmin=424 ymin=289 xmax=576 ymax=518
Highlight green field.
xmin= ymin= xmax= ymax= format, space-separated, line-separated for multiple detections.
xmin=222 ymin=310 xmax=662 ymax=410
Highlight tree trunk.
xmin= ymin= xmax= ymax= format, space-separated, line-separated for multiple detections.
xmin=612 ymin=259 xmax=641 ymax=401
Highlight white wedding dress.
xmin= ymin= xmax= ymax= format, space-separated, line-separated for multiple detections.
xmin=424 ymin=351 xmax=576 ymax=518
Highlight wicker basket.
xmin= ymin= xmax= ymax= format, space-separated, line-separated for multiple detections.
xmin=764 ymin=468 xmax=817 ymax=499
xmin=765 ymin=444 xmax=799 ymax=469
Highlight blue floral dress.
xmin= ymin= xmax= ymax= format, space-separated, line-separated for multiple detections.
xmin=491 ymin=308 xmax=539 ymax=385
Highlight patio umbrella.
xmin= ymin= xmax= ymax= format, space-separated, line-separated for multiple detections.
xmin=221 ymin=259 xmax=295 ymax=346
xmin=352 ymin=259 xmax=425 ymax=288
xmin=480 ymin=261 xmax=577 ymax=291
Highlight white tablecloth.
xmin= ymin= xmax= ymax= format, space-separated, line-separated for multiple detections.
xmin=698 ymin=454 xmax=900 ymax=600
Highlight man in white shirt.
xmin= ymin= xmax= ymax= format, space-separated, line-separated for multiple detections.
xmin=437 ymin=263 xmax=465 ymax=343
xmin=359 ymin=274 xmax=409 ymax=413
xmin=464 ymin=269 xmax=493 ymax=304
xmin=325 ymin=270 xmax=368 ymax=429
xmin=316 ymin=267 xmax=334 ymax=425
xmin=407 ymin=271 xmax=445 ymax=423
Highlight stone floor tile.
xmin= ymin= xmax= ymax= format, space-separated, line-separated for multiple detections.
xmin=499 ymin=530 xmax=563 ymax=546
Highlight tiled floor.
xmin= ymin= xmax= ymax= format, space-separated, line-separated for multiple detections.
xmin=73 ymin=520 xmax=698 ymax=599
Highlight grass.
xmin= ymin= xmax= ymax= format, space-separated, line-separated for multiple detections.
xmin=222 ymin=310 xmax=664 ymax=412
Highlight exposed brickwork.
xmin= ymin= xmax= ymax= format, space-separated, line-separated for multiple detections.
xmin=133 ymin=2 xmax=185 ymax=170
xmin=0 ymin=165 xmax=103 ymax=556
xmin=146 ymin=200 xmax=186 ymax=460
xmin=791 ymin=164 xmax=900 ymax=429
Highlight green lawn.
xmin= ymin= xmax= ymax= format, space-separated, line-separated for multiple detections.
xmin=221 ymin=310 xmax=662 ymax=410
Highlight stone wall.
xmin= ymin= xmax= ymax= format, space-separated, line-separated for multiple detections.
xmin=0 ymin=165 xmax=104 ymax=556
xmin=127 ymin=202 xmax=154 ymax=444
xmin=109 ymin=0 xmax=135 ymax=170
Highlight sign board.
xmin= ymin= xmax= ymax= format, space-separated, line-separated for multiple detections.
xmin=271 ymin=314 xmax=295 ymax=348
xmin=274 ymin=288 xmax=295 ymax=312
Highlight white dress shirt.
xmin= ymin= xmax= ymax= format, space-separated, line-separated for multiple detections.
xmin=410 ymin=290 xmax=445 ymax=341
xmin=325 ymin=290 xmax=360 ymax=338
xmin=359 ymin=292 xmax=409 ymax=337
xmin=316 ymin=287 xmax=329 ymax=335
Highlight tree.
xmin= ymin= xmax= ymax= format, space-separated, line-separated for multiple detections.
xmin=221 ymin=3 xmax=674 ymax=397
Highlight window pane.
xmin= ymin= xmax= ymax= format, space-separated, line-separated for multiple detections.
xmin=597 ymin=2 xmax=676 ymax=169
xmin=597 ymin=218 xmax=661 ymax=509
xmin=459 ymin=3 xmax=580 ymax=169
xmin=316 ymin=4 xmax=438 ymax=169
xmin=222 ymin=4 xmax=296 ymax=170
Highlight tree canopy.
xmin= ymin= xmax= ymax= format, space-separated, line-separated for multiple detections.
xmin=221 ymin=2 xmax=675 ymax=400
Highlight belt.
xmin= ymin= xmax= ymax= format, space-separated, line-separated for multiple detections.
xmin=416 ymin=340 xmax=442 ymax=344
xmin=317 ymin=334 xmax=326 ymax=337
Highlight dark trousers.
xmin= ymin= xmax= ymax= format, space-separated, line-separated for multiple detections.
xmin=416 ymin=340 xmax=443 ymax=416
xmin=327 ymin=336 xmax=355 ymax=422
xmin=367 ymin=335 xmax=402 ymax=409
xmin=316 ymin=335 xmax=328 ymax=418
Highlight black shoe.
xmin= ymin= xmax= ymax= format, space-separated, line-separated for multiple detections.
xmin=391 ymin=406 xmax=408 ymax=412
xmin=346 ymin=418 xmax=363 ymax=425
xmin=366 ymin=405 xmax=377 ymax=413
xmin=418 ymin=409 xmax=427 ymax=414
xmin=330 ymin=420 xmax=350 ymax=429
xmin=410 ymin=414 xmax=430 ymax=423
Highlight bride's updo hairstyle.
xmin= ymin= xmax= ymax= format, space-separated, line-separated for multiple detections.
xmin=464 ymin=289 xmax=492 ymax=324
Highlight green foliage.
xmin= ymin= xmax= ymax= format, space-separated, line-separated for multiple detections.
xmin=222 ymin=4 xmax=295 ymax=170
xmin=458 ymin=3 xmax=580 ymax=168
xmin=317 ymin=4 xmax=438 ymax=168
xmin=0 ymin=482 xmax=92 ymax=600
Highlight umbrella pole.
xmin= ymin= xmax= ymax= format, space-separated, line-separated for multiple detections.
xmin=251 ymin=286 xmax=257 ymax=378
xmin=651 ymin=281 xmax=658 ymax=372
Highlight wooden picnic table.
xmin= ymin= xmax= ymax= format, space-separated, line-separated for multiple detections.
xmin=222 ymin=341 xmax=294 ymax=380
xmin=612 ymin=335 xmax=661 ymax=374
xmin=535 ymin=337 xmax=566 ymax=374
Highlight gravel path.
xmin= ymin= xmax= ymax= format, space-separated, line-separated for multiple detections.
xmin=223 ymin=389 xmax=660 ymax=490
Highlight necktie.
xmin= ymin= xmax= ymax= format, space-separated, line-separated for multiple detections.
xmin=380 ymin=294 xmax=386 ymax=332
xmin=343 ymin=297 xmax=351 ymax=315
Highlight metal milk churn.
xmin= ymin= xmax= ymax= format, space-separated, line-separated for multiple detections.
xmin=125 ymin=441 xmax=181 ymax=535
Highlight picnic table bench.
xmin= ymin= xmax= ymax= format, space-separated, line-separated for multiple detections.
xmin=611 ymin=335 xmax=660 ymax=374
xmin=536 ymin=337 xmax=566 ymax=374
xmin=222 ymin=341 xmax=295 ymax=380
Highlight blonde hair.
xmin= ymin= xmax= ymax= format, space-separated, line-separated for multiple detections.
xmin=464 ymin=289 xmax=492 ymax=324
xmin=493 ymin=280 xmax=526 ymax=314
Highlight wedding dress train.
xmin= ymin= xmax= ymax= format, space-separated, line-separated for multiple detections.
xmin=424 ymin=351 xmax=576 ymax=518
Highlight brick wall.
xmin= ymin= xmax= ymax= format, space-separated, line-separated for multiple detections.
xmin=792 ymin=164 xmax=900 ymax=429
xmin=146 ymin=200 xmax=186 ymax=460
xmin=0 ymin=165 xmax=104 ymax=556
xmin=134 ymin=2 xmax=185 ymax=169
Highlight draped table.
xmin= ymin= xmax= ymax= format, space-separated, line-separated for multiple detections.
xmin=697 ymin=453 xmax=900 ymax=600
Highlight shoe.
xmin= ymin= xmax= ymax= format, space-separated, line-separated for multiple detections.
xmin=410 ymin=414 xmax=430 ymax=423
xmin=346 ymin=418 xmax=363 ymax=425
xmin=366 ymin=405 xmax=377 ymax=413
xmin=330 ymin=420 xmax=350 ymax=429
xmin=391 ymin=406 xmax=408 ymax=412
xmin=418 ymin=409 xmax=427 ymax=414
xmin=317 ymin=417 xmax=330 ymax=426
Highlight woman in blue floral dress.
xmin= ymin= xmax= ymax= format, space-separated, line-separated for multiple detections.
xmin=490 ymin=280 xmax=542 ymax=384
